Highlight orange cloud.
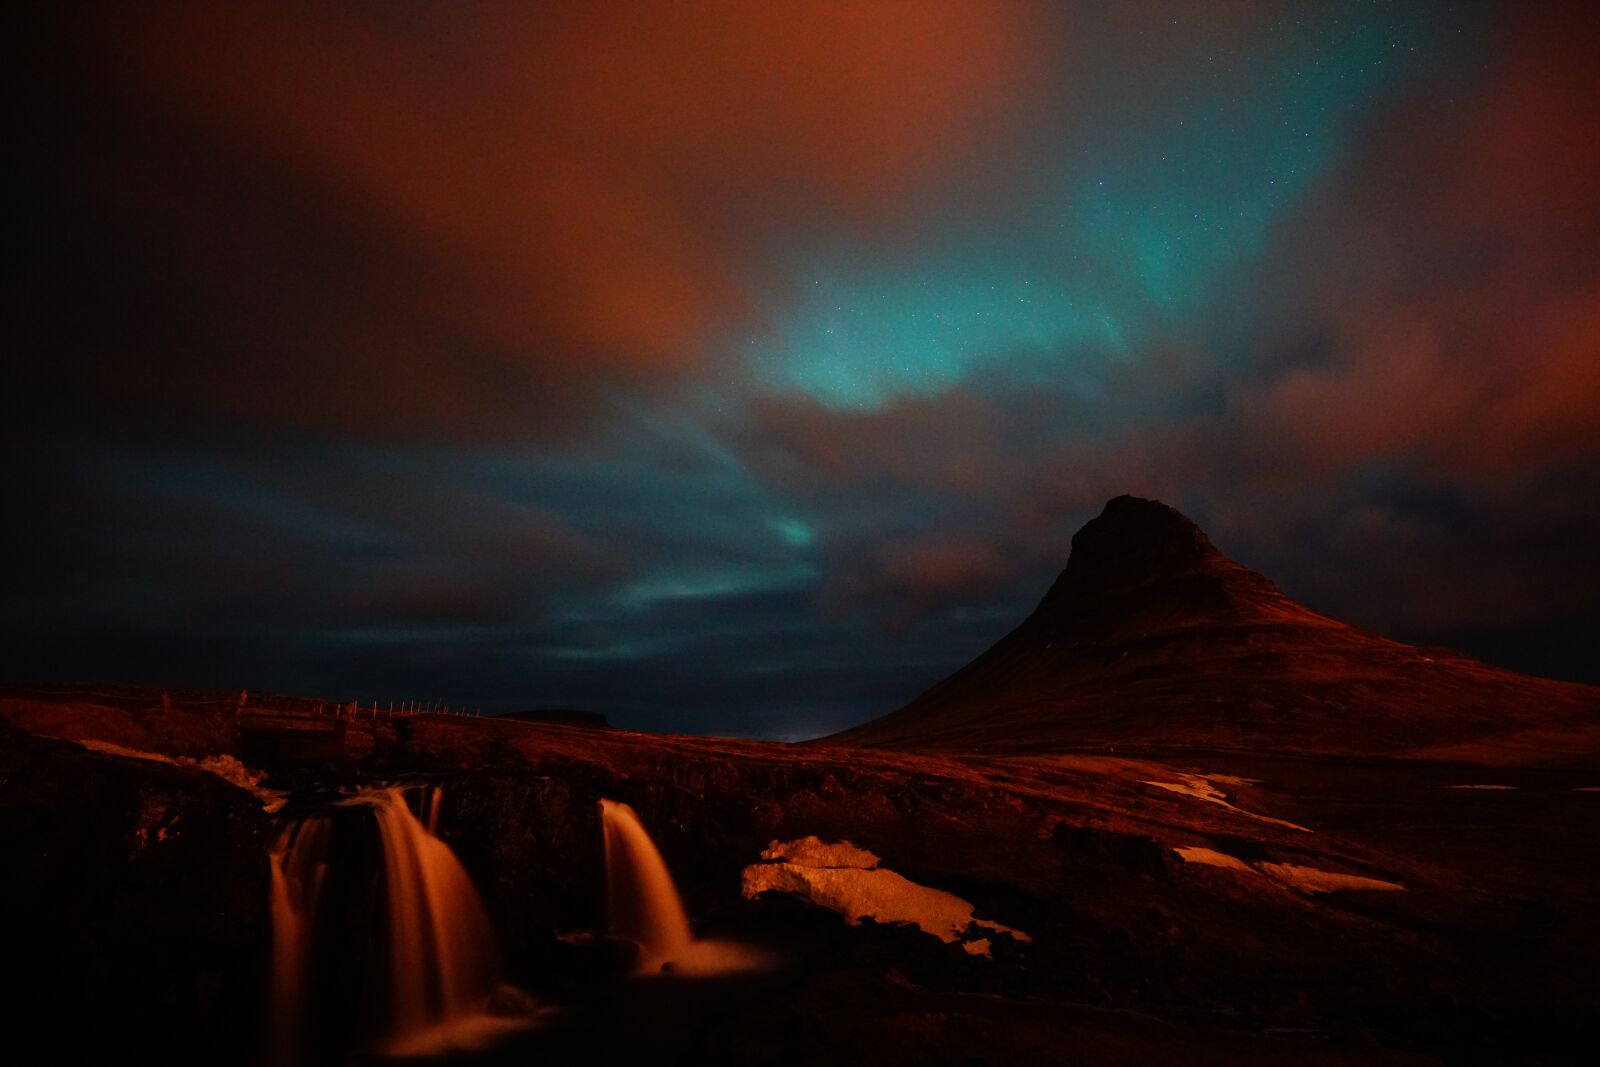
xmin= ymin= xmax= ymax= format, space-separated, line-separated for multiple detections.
xmin=86 ymin=1 xmax=1046 ymax=419
xmin=1246 ymin=0 xmax=1600 ymax=481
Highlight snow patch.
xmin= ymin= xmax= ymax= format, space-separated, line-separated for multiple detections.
xmin=1143 ymin=774 xmax=1310 ymax=832
xmin=1256 ymin=863 xmax=1405 ymax=894
xmin=1145 ymin=774 xmax=1229 ymax=804
xmin=742 ymin=837 xmax=1028 ymax=958
xmin=1173 ymin=847 xmax=1405 ymax=894
xmin=1172 ymin=846 xmax=1255 ymax=871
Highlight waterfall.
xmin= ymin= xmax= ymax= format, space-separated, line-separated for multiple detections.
xmin=266 ymin=816 xmax=332 ymax=1067
xmin=599 ymin=798 xmax=764 ymax=976
xmin=348 ymin=786 xmax=501 ymax=1050
xmin=266 ymin=786 xmax=528 ymax=1060
xmin=600 ymin=799 xmax=694 ymax=966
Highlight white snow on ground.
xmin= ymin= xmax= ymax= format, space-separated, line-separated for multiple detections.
xmin=1145 ymin=774 xmax=1227 ymax=803
xmin=73 ymin=739 xmax=287 ymax=812
xmin=1143 ymin=774 xmax=1311 ymax=832
xmin=1256 ymin=863 xmax=1405 ymax=894
xmin=1173 ymin=846 xmax=1405 ymax=894
xmin=742 ymin=838 xmax=1029 ymax=958
xmin=1446 ymin=784 xmax=1519 ymax=791
xmin=1172 ymin=847 xmax=1254 ymax=871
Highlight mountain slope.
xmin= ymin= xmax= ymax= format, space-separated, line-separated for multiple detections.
xmin=830 ymin=495 xmax=1600 ymax=759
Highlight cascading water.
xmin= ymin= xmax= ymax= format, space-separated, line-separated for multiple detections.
xmin=599 ymin=798 xmax=765 ymax=976
xmin=267 ymin=817 xmax=333 ymax=1067
xmin=348 ymin=786 xmax=502 ymax=1050
xmin=266 ymin=785 xmax=529 ymax=1061
xmin=600 ymin=799 xmax=694 ymax=966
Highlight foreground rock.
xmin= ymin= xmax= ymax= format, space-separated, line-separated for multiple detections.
xmin=0 ymin=718 xmax=270 ymax=1060
xmin=742 ymin=835 xmax=1030 ymax=956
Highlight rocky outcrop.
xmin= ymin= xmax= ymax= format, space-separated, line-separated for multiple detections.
xmin=0 ymin=690 xmax=241 ymax=759
xmin=742 ymin=836 xmax=1030 ymax=957
xmin=0 ymin=718 xmax=271 ymax=1059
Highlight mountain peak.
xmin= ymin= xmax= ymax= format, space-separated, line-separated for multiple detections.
xmin=828 ymin=493 xmax=1600 ymax=757
xmin=1035 ymin=495 xmax=1229 ymax=611
xmin=1070 ymin=495 xmax=1217 ymax=577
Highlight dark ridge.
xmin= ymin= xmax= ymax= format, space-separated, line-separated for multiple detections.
xmin=498 ymin=709 xmax=612 ymax=729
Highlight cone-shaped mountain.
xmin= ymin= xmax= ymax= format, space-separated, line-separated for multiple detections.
xmin=830 ymin=496 xmax=1600 ymax=758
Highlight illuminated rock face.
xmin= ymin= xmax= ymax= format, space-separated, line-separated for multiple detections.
xmin=742 ymin=837 xmax=1029 ymax=958
xmin=759 ymin=834 xmax=881 ymax=869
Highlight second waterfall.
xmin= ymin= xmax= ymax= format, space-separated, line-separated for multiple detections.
xmin=600 ymin=798 xmax=694 ymax=968
xmin=599 ymin=798 xmax=766 ymax=976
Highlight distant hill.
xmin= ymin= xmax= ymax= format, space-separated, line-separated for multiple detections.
xmin=829 ymin=496 xmax=1600 ymax=761
xmin=497 ymin=709 xmax=612 ymax=729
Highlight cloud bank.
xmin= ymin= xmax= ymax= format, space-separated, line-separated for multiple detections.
xmin=9 ymin=2 xmax=1598 ymax=733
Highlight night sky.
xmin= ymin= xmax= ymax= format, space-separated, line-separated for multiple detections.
xmin=10 ymin=2 xmax=1599 ymax=738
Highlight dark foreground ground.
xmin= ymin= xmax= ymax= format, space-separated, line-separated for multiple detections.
xmin=3 ymin=685 xmax=1597 ymax=1064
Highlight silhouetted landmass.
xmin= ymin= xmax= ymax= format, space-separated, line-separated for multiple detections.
xmin=832 ymin=495 xmax=1600 ymax=762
